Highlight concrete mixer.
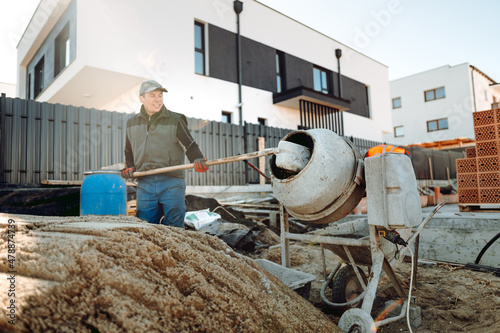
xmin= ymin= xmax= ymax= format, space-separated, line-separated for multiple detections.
xmin=269 ymin=129 xmax=443 ymax=333
xmin=126 ymin=128 xmax=442 ymax=332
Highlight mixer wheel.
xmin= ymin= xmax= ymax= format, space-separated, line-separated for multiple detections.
xmin=331 ymin=265 xmax=367 ymax=305
xmin=338 ymin=308 xmax=376 ymax=333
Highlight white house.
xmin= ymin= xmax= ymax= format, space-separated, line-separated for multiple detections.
xmin=17 ymin=0 xmax=393 ymax=141
xmin=386 ymin=63 xmax=500 ymax=148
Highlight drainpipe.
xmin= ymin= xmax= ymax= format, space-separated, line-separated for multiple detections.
xmin=470 ymin=66 xmax=477 ymax=112
xmin=234 ymin=1 xmax=243 ymax=126
xmin=335 ymin=48 xmax=343 ymax=98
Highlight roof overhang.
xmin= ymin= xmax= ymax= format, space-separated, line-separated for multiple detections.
xmin=273 ymin=86 xmax=350 ymax=110
xmin=47 ymin=66 xmax=146 ymax=109
xmin=491 ymin=83 xmax=500 ymax=95
xmin=407 ymin=137 xmax=475 ymax=150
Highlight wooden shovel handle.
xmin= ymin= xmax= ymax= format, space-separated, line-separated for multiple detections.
xmin=132 ymin=147 xmax=278 ymax=177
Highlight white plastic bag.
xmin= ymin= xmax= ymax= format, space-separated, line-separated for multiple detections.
xmin=184 ymin=209 xmax=221 ymax=230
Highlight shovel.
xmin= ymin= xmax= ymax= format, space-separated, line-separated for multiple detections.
xmin=132 ymin=148 xmax=278 ymax=177
xmin=131 ymin=141 xmax=310 ymax=178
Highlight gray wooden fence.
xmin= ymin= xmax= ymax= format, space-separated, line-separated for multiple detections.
xmin=0 ymin=94 xmax=293 ymax=185
xmin=0 ymin=94 xmax=464 ymax=185
xmin=0 ymin=96 xmax=128 ymax=184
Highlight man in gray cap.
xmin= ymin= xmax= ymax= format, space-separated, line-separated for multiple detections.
xmin=121 ymin=80 xmax=209 ymax=227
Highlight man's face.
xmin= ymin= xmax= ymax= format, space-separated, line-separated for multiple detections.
xmin=140 ymin=90 xmax=164 ymax=115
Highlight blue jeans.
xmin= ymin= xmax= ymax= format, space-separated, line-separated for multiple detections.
xmin=136 ymin=174 xmax=186 ymax=227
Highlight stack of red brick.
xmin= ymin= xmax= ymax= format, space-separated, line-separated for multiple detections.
xmin=457 ymin=108 xmax=500 ymax=204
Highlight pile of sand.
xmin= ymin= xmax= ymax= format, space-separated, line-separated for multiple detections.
xmin=0 ymin=214 xmax=341 ymax=332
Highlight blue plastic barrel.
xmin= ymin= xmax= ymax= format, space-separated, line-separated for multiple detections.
xmin=80 ymin=170 xmax=127 ymax=215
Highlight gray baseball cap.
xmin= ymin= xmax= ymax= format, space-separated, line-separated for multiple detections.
xmin=139 ymin=80 xmax=168 ymax=95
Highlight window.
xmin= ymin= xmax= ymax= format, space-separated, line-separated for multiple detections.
xmin=54 ymin=23 xmax=70 ymax=76
xmin=194 ymin=21 xmax=205 ymax=75
xmin=424 ymin=87 xmax=445 ymax=102
xmin=394 ymin=126 xmax=404 ymax=137
xmin=276 ymin=51 xmax=285 ymax=93
xmin=392 ymin=97 xmax=401 ymax=109
xmin=365 ymin=85 xmax=370 ymax=116
xmin=427 ymin=118 xmax=448 ymax=132
xmin=313 ymin=67 xmax=329 ymax=94
xmin=34 ymin=57 xmax=44 ymax=99
xmin=27 ymin=73 xmax=31 ymax=100
xmin=222 ymin=111 xmax=232 ymax=123
xmin=258 ymin=117 xmax=266 ymax=126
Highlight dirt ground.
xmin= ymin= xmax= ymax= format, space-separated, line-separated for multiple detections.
xmin=251 ymin=242 xmax=500 ymax=333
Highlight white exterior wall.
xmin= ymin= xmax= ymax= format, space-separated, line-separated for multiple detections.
xmin=385 ymin=63 xmax=498 ymax=145
xmin=0 ymin=82 xmax=16 ymax=97
xmin=18 ymin=0 xmax=391 ymax=141
xmin=472 ymin=68 xmax=499 ymax=113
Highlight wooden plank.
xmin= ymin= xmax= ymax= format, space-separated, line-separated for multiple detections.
xmin=459 ymin=203 xmax=500 ymax=212
xmin=41 ymin=180 xmax=83 ymax=185
xmin=127 ymin=199 xmax=137 ymax=216
xmin=220 ymin=202 xmax=279 ymax=209
xmin=258 ymin=137 xmax=266 ymax=187
xmin=132 ymin=148 xmax=278 ymax=177
xmin=41 ymin=179 xmax=136 ymax=186
xmin=238 ymin=208 xmax=278 ymax=214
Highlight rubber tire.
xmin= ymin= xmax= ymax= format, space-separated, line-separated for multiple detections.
xmin=331 ymin=265 xmax=368 ymax=305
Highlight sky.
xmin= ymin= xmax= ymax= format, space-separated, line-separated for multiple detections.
xmin=0 ymin=0 xmax=39 ymax=84
xmin=1 ymin=0 xmax=499 ymax=86
xmin=257 ymin=0 xmax=500 ymax=82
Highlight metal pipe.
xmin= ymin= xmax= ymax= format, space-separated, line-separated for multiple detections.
xmin=234 ymin=1 xmax=243 ymax=125
xmin=284 ymin=233 xmax=371 ymax=247
xmin=361 ymin=226 xmax=385 ymax=313
xmin=335 ymin=49 xmax=343 ymax=98
xmin=344 ymin=245 xmax=367 ymax=289
xmin=382 ymin=258 xmax=406 ymax=298
xmin=413 ymin=235 xmax=420 ymax=287
xmin=243 ymin=159 xmax=270 ymax=181
xmin=471 ymin=66 xmax=477 ymax=112
xmin=320 ymin=243 xmax=327 ymax=279
xmin=280 ymin=204 xmax=291 ymax=267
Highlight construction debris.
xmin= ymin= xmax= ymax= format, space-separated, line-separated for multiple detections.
xmin=0 ymin=184 xmax=80 ymax=216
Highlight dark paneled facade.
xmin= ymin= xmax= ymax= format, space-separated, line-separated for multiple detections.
xmin=241 ymin=38 xmax=276 ymax=92
xmin=207 ymin=24 xmax=371 ymax=118
xmin=343 ymin=76 xmax=370 ymax=118
xmin=26 ymin=1 xmax=76 ymax=100
xmin=208 ymin=25 xmax=238 ymax=84
xmin=283 ymin=53 xmax=314 ymax=92
xmin=208 ymin=24 xmax=277 ymax=92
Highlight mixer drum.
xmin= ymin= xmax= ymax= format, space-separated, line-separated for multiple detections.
xmin=270 ymin=129 xmax=365 ymax=224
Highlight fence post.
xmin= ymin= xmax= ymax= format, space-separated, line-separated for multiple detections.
xmin=244 ymin=121 xmax=249 ymax=184
xmin=258 ymin=137 xmax=266 ymax=194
